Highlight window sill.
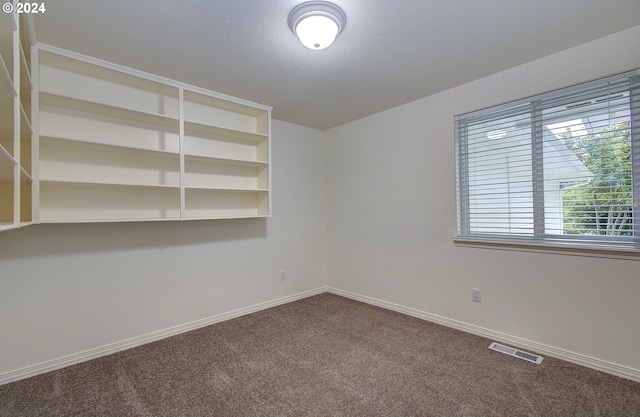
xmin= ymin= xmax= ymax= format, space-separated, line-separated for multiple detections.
xmin=453 ymin=237 xmax=640 ymax=261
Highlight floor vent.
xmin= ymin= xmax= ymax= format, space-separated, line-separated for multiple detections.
xmin=489 ymin=342 xmax=543 ymax=364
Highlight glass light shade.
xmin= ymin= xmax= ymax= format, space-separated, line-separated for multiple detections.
xmin=288 ymin=2 xmax=346 ymax=51
xmin=295 ymin=15 xmax=339 ymax=50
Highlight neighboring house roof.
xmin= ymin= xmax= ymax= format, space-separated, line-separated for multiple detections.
xmin=543 ymin=135 xmax=593 ymax=184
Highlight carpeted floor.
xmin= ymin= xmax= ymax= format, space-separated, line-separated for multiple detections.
xmin=1 ymin=293 xmax=639 ymax=416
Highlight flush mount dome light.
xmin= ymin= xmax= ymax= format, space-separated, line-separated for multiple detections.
xmin=288 ymin=1 xmax=346 ymax=50
xmin=486 ymin=129 xmax=508 ymax=140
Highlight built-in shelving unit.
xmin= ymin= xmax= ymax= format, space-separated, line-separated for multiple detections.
xmin=0 ymin=5 xmax=33 ymax=231
xmin=0 ymin=9 xmax=16 ymax=231
xmin=35 ymin=45 xmax=271 ymax=224
xmin=183 ymin=90 xmax=270 ymax=219
xmin=37 ymin=50 xmax=181 ymax=222
xmin=0 ymin=14 xmax=270 ymax=230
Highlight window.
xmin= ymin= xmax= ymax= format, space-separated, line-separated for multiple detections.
xmin=455 ymin=71 xmax=640 ymax=252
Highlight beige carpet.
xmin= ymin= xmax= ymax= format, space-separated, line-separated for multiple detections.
xmin=1 ymin=293 xmax=639 ymax=416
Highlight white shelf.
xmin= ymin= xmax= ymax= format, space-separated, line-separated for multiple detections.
xmin=0 ymin=55 xmax=16 ymax=97
xmin=185 ymin=214 xmax=270 ymax=221
xmin=38 ymin=106 xmax=180 ymax=154
xmin=20 ymin=131 xmax=31 ymax=174
xmin=40 ymin=92 xmax=178 ymax=128
xmin=0 ymin=144 xmax=18 ymax=167
xmin=20 ymin=166 xmax=32 ymax=181
xmin=39 ymin=139 xmax=180 ymax=188
xmin=32 ymin=46 xmax=271 ymax=225
xmin=40 ymin=50 xmax=177 ymax=96
xmin=184 ymin=158 xmax=268 ymax=191
xmin=40 ymin=179 xmax=180 ymax=190
xmin=184 ymin=89 xmax=268 ymax=116
xmin=184 ymin=120 xmax=268 ymax=142
xmin=184 ymin=153 xmax=268 ymax=168
xmin=19 ymin=42 xmax=31 ymax=90
xmin=0 ymin=151 xmax=16 ymax=181
xmin=184 ymin=185 xmax=269 ymax=192
xmin=39 ymin=181 xmax=181 ymax=223
xmin=40 ymin=135 xmax=179 ymax=157
xmin=185 ymin=188 xmax=269 ymax=219
xmin=39 ymin=51 xmax=180 ymax=117
xmin=40 ymin=217 xmax=179 ymax=225
xmin=0 ymin=94 xmax=16 ymax=146
xmin=20 ymin=101 xmax=31 ymax=133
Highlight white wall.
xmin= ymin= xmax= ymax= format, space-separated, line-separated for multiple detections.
xmin=0 ymin=119 xmax=326 ymax=377
xmin=325 ymin=26 xmax=640 ymax=374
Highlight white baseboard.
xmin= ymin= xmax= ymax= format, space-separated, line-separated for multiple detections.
xmin=0 ymin=287 xmax=328 ymax=386
xmin=327 ymin=287 xmax=640 ymax=383
xmin=4 ymin=286 xmax=638 ymax=386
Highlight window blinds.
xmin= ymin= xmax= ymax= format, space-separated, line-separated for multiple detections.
xmin=455 ymin=71 xmax=639 ymax=248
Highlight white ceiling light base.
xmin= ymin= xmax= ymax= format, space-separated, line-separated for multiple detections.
xmin=288 ymin=1 xmax=346 ymax=50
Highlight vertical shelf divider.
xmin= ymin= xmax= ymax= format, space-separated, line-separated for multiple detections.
xmin=179 ymin=87 xmax=185 ymax=220
xmin=30 ymin=40 xmax=39 ymax=223
xmin=12 ymin=5 xmax=20 ymax=226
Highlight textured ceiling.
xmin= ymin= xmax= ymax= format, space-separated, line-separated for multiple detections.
xmin=32 ymin=0 xmax=640 ymax=130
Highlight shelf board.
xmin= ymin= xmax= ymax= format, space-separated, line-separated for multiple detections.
xmin=185 ymin=186 xmax=269 ymax=193
xmin=184 ymin=153 xmax=268 ymax=167
xmin=183 ymin=89 xmax=269 ymax=117
xmin=20 ymin=102 xmax=32 ymax=134
xmin=40 ymin=135 xmax=179 ymax=158
xmin=20 ymin=167 xmax=32 ymax=182
xmin=184 ymin=214 xmax=269 ymax=221
xmin=0 ymin=145 xmax=17 ymax=181
xmin=39 ymin=217 xmax=181 ymax=225
xmin=0 ymin=142 xmax=16 ymax=161
xmin=40 ymin=92 xmax=179 ymax=128
xmin=0 ymin=94 xmax=15 ymax=138
xmin=40 ymin=50 xmax=179 ymax=97
xmin=0 ymin=55 xmax=16 ymax=97
xmin=184 ymin=120 xmax=268 ymax=142
xmin=40 ymin=179 xmax=181 ymax=190
xmin=19 ymin=43 xmax=31 ymax=90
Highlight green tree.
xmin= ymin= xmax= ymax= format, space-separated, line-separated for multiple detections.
xmin=561 ymin=123 xmax=632 ymax=236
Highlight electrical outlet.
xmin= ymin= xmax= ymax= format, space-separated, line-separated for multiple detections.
xmin=472 ymin=288 xmax=481 ymax=303
xmin=280 ymin=270 xmax=286 ymax=281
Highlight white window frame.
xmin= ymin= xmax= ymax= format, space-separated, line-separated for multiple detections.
xmin=454 ymin=71 xmax=640 ymax=259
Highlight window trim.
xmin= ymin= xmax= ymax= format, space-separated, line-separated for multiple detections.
xmin=453 ymin=236 xmax=640 ymax=261
xmin=457 ymin=70 xmax=637 ymax=120
xmin=454 ymin=70 xmax=640 ymax=257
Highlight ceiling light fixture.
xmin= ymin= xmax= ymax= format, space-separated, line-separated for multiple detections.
xmin=288 ymin=1 xmax=346 ymax=50
xmin=486 ymin=130 xmax=508 ymax=140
